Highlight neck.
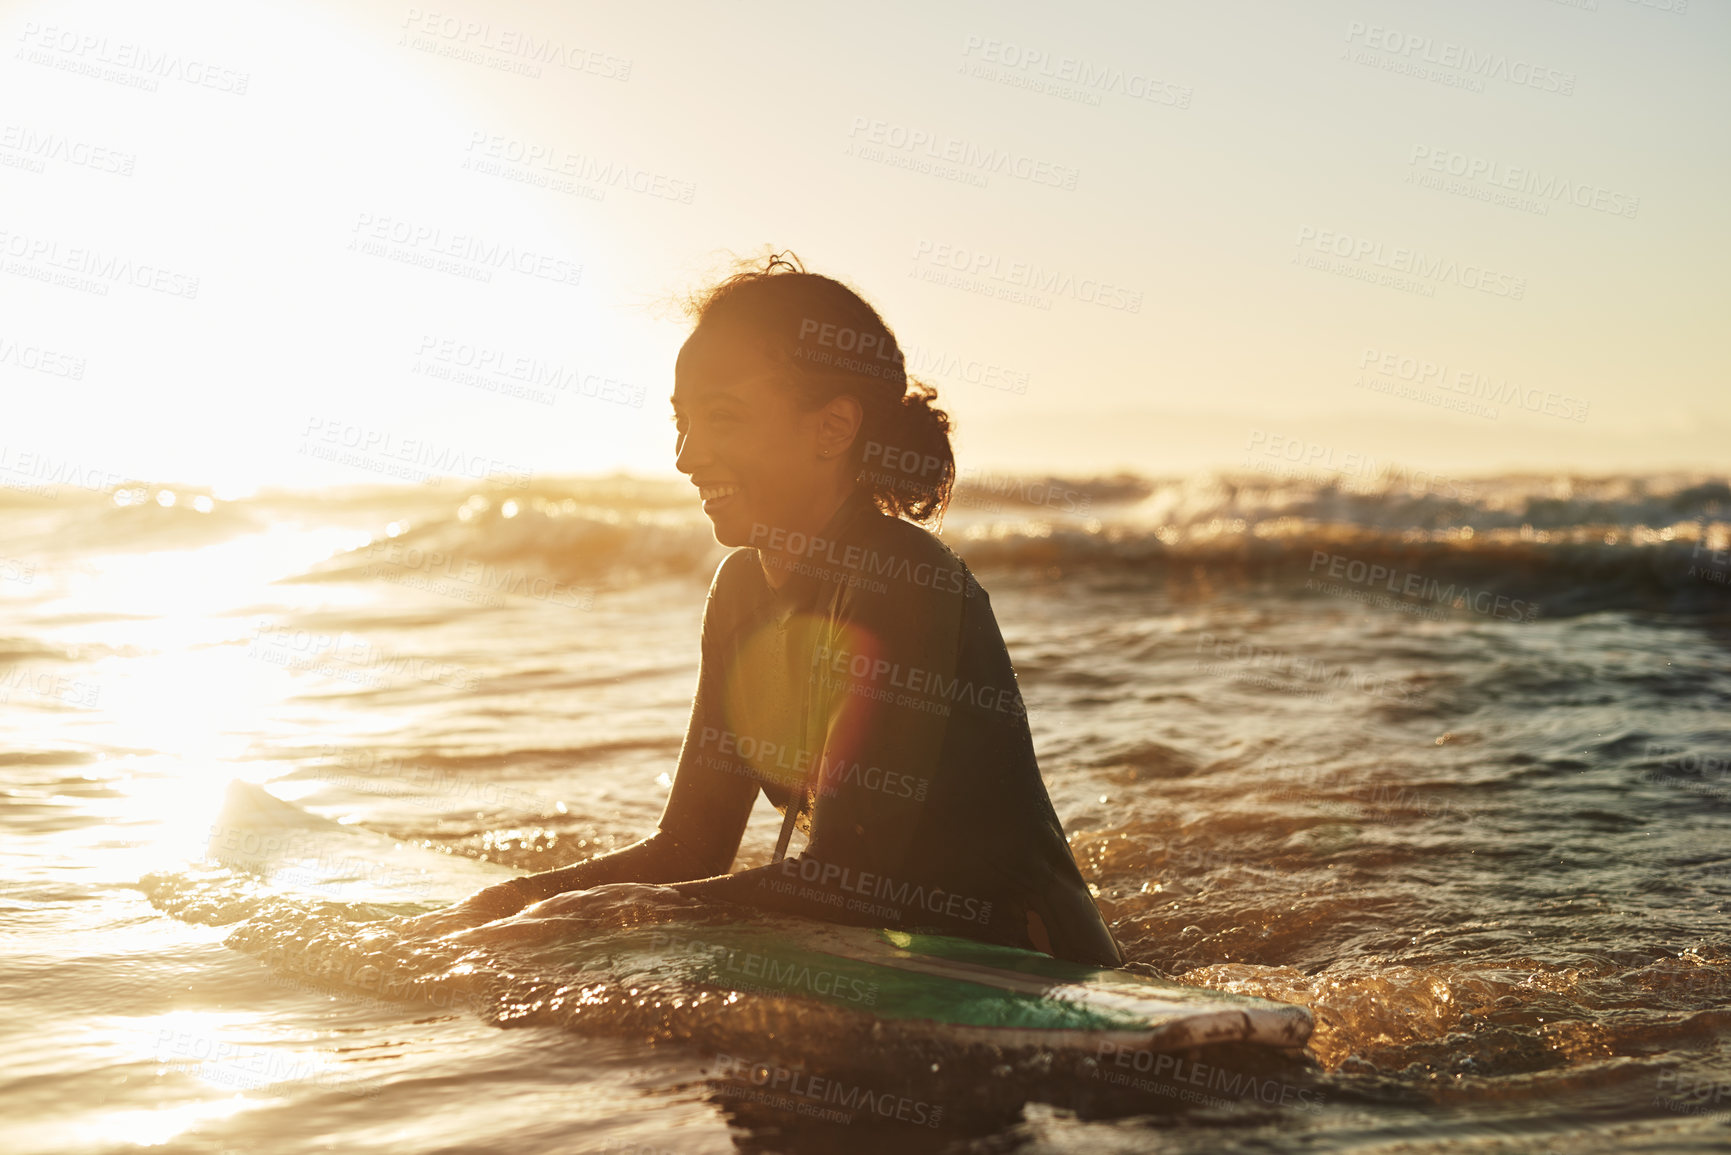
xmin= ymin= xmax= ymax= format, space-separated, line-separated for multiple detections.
xmin=759 ymin=484 xmax=857 ymax=589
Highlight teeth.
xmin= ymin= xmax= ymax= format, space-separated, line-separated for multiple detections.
xmin=699 ymin=485 xmax=739 ymax=501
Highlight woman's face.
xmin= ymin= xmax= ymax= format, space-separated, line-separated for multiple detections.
xmin=672 ymin=356 xmax=828 ymax=549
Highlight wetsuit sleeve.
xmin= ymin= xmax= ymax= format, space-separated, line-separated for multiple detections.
xmin=511 ymin=555 xmax=760 ymax=901
xmin=650 ymin=568 xmax=764 ymax=871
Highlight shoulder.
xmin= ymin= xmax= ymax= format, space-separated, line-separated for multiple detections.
xmin=709 ymin=547 xmax=765 ymax=600
xmin=838 ymin=509 xmax=985 ymax=616
xmin=700 ymin=548 xmax=769 ymax=642
xmin=851 ymin=508 xmax=968 ymax=574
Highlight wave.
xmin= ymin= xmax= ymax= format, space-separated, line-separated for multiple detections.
xmin=270 ymin=472 xmax=1728 ymax=618
xmin=952 ymin=472 xmax=1731 ymax=617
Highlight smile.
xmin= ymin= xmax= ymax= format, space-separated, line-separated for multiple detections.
xmin=699 ymin=484 xmax=739 ymax=511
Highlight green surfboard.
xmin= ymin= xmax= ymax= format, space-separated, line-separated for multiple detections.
xmin=207 ymin=780 xmax=1313 ymax=1054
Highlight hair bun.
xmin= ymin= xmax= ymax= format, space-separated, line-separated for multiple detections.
xmin=859 ymin=381 xmax=953 ymax=524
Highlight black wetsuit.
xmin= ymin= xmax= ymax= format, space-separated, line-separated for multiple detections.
xmin=520 ymin=488 xmax=1122 ymax=968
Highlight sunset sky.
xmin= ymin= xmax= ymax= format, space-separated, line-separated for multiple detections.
xmin=3 ymin=0 xmax=1726 ymax=494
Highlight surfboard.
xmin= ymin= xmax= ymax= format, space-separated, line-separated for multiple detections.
xmin=207 ymin=779 xmax=1313 ymax=1054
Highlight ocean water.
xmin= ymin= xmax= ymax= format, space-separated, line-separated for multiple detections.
xmin=3 ymin=470 xmax=1730 ymax=1154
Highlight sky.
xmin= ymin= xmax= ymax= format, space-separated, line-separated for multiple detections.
xmin=2 ymin=0 xmax=1726 ymax=494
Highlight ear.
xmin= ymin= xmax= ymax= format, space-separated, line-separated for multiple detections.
xmin=814 ymin=393 xmax=863 ymax=458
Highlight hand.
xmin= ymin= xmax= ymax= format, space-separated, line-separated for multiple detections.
xmin=527 ymin=882 xmax=694 ymax=917
xmin=392 ymin=878 xmax=529 ymax=938
xmin=443 ymin=882 xmax=697 ymax=947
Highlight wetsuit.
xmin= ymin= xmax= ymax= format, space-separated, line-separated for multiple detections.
xmin=517 ymin=488 xmax=1122 ymax=968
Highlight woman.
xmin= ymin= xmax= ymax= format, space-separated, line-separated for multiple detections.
xmin=411 ymin=254 xmax=1121 ymax=967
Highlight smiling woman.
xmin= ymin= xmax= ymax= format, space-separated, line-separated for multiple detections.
xmin=398 ymin=251 xmax=1121 ymax=966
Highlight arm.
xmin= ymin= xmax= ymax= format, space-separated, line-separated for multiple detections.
xmin=403 ymin=554 xmax=762 ymax=927
xmin=504 ymin=826 xmax=727 ymax=903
